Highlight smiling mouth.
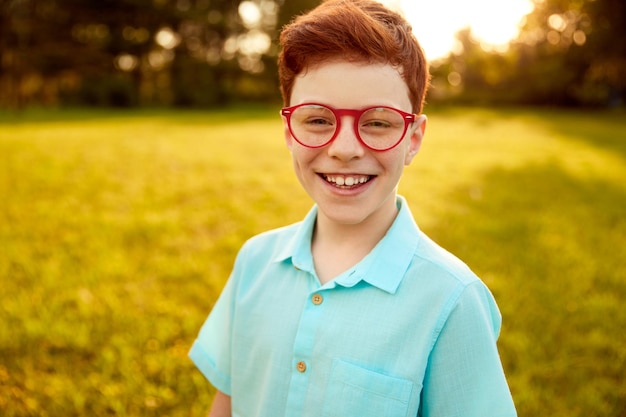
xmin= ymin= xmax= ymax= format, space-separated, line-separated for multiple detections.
xmin=321 ymin=174 xmax=373 ymax=188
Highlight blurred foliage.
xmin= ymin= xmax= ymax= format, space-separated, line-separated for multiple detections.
xmin=0 ymin=106 xmax=625 ymax=415
xmin=0 ymin=0 xmax=313 ymax=108
xmin=0 ymin=0 xmax=624 ymax=108
xmin=430 ymin=0 xmax=626 ymax=106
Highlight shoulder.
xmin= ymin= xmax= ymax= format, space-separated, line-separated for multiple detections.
xmin=404 ymin=230 xmax=502 ymax=331
xmin=411 ymin=230 xmax=480 ymax=287
xmin=413 ymin=230 xmax=503 ymax=335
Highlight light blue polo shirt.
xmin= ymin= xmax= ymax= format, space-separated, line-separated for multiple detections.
xmin=189 ymin=196 xmax=517 ymax=417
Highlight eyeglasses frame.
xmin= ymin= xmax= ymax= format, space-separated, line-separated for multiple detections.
xmin=281 ymin=103 xmax=417 ymax=151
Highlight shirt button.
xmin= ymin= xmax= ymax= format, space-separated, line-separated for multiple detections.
xmin=296 ymin=361 xmax=307 ymax=373
xmin=311 ymin=294 xmax=323 ymax=305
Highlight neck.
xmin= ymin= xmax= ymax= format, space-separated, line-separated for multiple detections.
xmin=311 ymin=198 xmax=399 ymax=284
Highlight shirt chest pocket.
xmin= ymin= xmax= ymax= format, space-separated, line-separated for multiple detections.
xmin=322 ymin=359 xmax=417 ymax=417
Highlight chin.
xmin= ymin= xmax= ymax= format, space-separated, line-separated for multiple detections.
xmin=316 ymin=199 xmax=378 ymax=225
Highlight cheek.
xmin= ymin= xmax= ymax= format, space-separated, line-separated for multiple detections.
xmin=398 ymin=137 xmax=417 ymax=166
xmin=290 ymin=150 xmax=319 ymax=193
xmin=290 ymin=146 xmax=316 ymax=175
xmin=283 ymin=121 xmax=294 ymax=149
xmin=392 ymin=155 xmax=411 ymax=180
xmin=381 ymin=147 xmax=409 ymax=171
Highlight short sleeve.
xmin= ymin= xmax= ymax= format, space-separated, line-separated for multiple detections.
xmin=420 ymin=281 xmax=517 ymax=417
xmin=188 ymin=271 xmax=236 ymax=395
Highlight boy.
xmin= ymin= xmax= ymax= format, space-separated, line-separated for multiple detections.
xmin=189 ymin=1 xmax=517 ymax=416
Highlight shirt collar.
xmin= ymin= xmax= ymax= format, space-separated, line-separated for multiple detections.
xmin=274 ymin=205 xmax=318 ymax=273
xmin=274 ymin=196 xmax=421 ymax=294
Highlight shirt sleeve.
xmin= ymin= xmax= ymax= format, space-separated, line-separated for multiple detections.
xmin=188 ymin=270 xmax=236 ymax=396
xmin=420 ymin=281 xmax=517 ymax=417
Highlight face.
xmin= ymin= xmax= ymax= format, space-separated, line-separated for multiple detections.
xmin=283 ymin=60 xmax=427 ymax=229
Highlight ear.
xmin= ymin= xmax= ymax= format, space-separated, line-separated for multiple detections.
xmin=404 ymin=114 xmax=427 ymax=166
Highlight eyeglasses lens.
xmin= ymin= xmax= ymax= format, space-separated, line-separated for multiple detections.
xmin=359 ymin=107 xmax=406 ymax=150
xmin=290 ymin=105 xmax=335 ymax=147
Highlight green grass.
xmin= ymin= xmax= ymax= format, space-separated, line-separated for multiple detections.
xmin=1 ymin=106 xmax=624 ymax=416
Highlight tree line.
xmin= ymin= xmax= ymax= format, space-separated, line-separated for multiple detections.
xmin=1 ymin=0 xmax=623 ymax=108
xmin=431 ymin=0 xmax=625 ymax=107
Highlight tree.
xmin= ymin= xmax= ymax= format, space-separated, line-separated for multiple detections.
xmin=0 ymin=0 xmax=351 ymax=108
xmin=430 ymin=0 xmax=625 ymax=106
xmin=515 ymin=0 xmax=626 ymax=105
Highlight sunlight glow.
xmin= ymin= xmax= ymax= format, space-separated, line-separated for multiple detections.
xmin=155 ymin=27 xmax=181 ymax=49
xmin=239 ymin=1 xmax=262 ymax=29
xmin=114 ymin=53 xmax=138 ymax=71
xmin=380 ymin=0 xmax=534 ymax=60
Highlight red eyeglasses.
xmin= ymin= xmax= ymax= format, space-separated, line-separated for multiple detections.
xmin=281 ymin=103 xmax=417 ymax=151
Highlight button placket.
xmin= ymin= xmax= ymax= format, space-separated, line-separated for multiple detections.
xmin=285 ymin=288 xmax=327 ymax=415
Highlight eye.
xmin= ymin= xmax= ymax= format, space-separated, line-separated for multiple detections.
xmin=304 ymin=116 xmax=334 ymax=126
xmin=293 ymin=105 xmax=336 ymax=130
xmin=360 ymin=108 xmax=404 ymax=131
xmin=362 ymin=119 xmax=392 ymax=129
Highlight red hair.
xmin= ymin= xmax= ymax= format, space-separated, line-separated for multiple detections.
xmin=278 ymin=0 xmax=430 ymax=113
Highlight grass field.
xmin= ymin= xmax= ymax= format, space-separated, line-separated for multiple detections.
xmin=1 ymin=105 xmax=625 ymax=416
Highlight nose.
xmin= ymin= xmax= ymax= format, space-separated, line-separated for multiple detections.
xmin=327 ymin=117 xmax=365 ymax=160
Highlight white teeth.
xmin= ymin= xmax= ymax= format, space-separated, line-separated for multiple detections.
xmin=324 ymin=175 xmax=370 ymax=187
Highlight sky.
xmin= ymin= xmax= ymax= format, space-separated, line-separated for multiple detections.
xmin=380 ymin=0 xmax=535 ymax=60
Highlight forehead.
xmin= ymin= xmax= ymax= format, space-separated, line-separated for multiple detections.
xmin=290 ymin=60 xmax=411 ymax=111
